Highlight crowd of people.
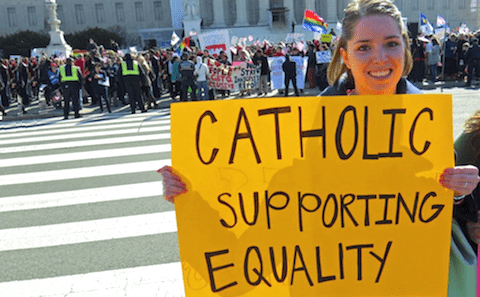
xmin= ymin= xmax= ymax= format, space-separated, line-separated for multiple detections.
xmin=0 ymin=36 xmax=338 ymax=118
xmin=410 ymin=30 xmax=480 ymax=87
xmin=3 ymin=21 xmax=480 ymax=118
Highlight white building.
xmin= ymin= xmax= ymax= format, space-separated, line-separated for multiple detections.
xmin=0 ymin=0 xmax=479 ymax=48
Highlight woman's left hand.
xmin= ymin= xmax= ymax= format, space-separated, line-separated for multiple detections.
xmin=439 ymin=165 xmax=480 ymax=197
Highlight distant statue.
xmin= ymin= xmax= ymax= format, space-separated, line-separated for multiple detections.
xmin=183 ymin=0 xmax=199 ymax=19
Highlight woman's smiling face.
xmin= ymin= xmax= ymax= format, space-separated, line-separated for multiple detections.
xmin=340 ymin=15 xmax=405 ymax=95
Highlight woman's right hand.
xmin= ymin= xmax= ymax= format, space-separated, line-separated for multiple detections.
xmin=157 ymin=166 xmax=187 ymax=203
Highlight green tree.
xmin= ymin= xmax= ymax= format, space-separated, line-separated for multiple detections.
xmin=0 ymin=31 xmax=49 ymax=57
xmin=64 ymin=27 xmax=123 ymax=50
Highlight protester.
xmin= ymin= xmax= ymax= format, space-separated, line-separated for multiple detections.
xmin=194 ymin=56 xmax=209 ymax=100
xmin=137 ymin=54 xmax=158 ymax=109
xmin=88 ymin=62 xmax=111 ymax=113
xmin=159 ymin=1 xmax=480 ymax=296
xmin=465 ymin=37 xmax=480 ymax=87
xmin=306 ymin=43 xmax=317 ymax=88
xmin=252 ymin=49 xmax=270 ymax=96
xmin=282 ymin=53 xmax=299 ymax=96
xmin=170 ymin=55 xmax=181 ymax=100
xmin=426 ymin=35 xmax=441 ymax=83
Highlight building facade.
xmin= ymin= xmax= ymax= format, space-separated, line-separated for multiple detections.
xmin=0 ymin=0 xmax=479 ymax=48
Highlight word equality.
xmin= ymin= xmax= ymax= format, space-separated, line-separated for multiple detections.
xmin=195 ymin=106 xmax=434 ymax=164
xmin=205 ymin=241 xmax=393 ymax=292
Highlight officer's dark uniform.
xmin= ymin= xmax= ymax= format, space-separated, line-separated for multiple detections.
xmin=59 ymin=61 xmax=83 ymax=119
xmin=465 ymin=39 xmax=480 ymax=86
xmin=118 ymin=54 xmax=146 ymax=114
xmin=178 ymin=54 xmax=197 ymax=101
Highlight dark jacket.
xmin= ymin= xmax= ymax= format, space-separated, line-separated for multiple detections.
xmin=465 ymin=43 xmax=480 ymax=64
xmin=253 ymin=54 xmax=270 ymax=76
xmin=282 ymin=59 xmax=296 ymax=78
xmin=454 ymin=132 xmax=480 ymax=252
xmin=178 ymin=59 xmax=195 ymax=80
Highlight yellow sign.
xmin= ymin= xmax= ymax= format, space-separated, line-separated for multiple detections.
xmin=171 ymin=95 xmax=454 ymax=297
xmin=321 ymin=34 xmax=333 ymax=43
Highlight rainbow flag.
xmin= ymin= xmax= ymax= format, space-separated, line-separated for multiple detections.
xmin=303 ymin=10 xmax=328 ymax=34
xmin=176 ymin=37 xmax=190 ymax=54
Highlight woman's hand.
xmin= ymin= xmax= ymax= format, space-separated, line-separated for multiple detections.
xmin=439 ymin=165 xmax=480 ymax=197
xmin=157 ymin=166 xmax=187 ymax=203
xmin=466 ymin=210 xmax=480 ymax=245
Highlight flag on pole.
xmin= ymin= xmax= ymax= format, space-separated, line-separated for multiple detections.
xmin=302 ymin=10 xmax=328 ymax=34
xmin=171 ymin=31 xmax=180 ymax=46
xmin=420 ymin=13 xmax=434 ymax=35
xmin=436 ymin=15 xmax=446 ymax=28
xmin=459 ymin=23 xmax=470 ymax=34
xmin=176 ymin=37 xmax=191 ymax=54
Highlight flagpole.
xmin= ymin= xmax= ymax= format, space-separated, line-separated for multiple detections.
xmin=441 ymin=29 xmax=447 ymax=93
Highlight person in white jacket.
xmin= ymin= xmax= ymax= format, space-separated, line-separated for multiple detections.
xmin=194 ymin=56 xmax=210 ymax=100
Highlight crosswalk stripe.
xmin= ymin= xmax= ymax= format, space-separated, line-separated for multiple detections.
xmin=0 ymin=133 xmax=171 ymax=153
xmin=0 ymin=118 xmax=170 ymax=140
xmin=0 ymin=160 xmax=171 ymax=186
xmin=0 ymin=125 xmax=170 ymax=145
xmin=0 ymin=144 xmax=171 ymax=168
xmin=0 ymin=211 xmax=177 ymax=251
xmin=0 ymin=263 xmax=184 ymax=297
xmin=0 ymin=182 xmax=163 ymax=212
xmin=0 ymin=111 xmax=185 ymax=296
xmin=0 ymin=113 xmax=171 ymax=135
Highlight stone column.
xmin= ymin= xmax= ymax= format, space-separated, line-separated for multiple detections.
xmin=305 ymin=0 xmax=315 ymax=11
xmin=328 ymin=1 xmax=338 ymax=23
xmin=212 ymin=0 xmax=226 ymax=27
xmin=235 ymin=0 xmax=249 ymax=26
xmin=283 ymin=0 xmax=295 ymax=26
xmin=257 ymin=0 xmax=269 ymax=25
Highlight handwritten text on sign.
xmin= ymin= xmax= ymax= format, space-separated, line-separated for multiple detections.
xmin=171 ymin=95 xmax=454 ymax=297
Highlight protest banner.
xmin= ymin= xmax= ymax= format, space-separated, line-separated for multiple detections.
xmin=199 ymin=30 xmax=232 ymax=61
xmin=268 ymin=56 xmax=308 ymax=90
xmin=321 ymin=34 xmax=333 ymax=43
xmin=171 ymin=94 xmax=454 ymax=297
xmin=316 ymin=50 xmax=332 ymax=64
xmin=206 ymin=58 xmax=260 ymax=91
xmin=286 ymin=33 xmax=306 ymax=44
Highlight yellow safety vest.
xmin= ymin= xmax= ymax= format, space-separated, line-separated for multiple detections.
xmin=121 ymin=61 xmax=140 ymax=76
xmin=60 ymin=65 xmax=79 ymax=82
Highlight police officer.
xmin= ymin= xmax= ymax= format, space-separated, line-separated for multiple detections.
xmin=59 ymin=57 xmax=83 ymax=119
xmin=118 ymin=53 xmax=147 ymax=114
xmin=465 ymin=38 xmax=480 ymax=87
xmin=178 ymin=52 xmax=197 ymax=101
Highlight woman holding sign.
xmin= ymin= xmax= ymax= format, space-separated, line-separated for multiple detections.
xmin=159 ymin=0 xmax=480 ymax=295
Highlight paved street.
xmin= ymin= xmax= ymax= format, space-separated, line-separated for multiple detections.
xmin=0 ymin=110 xmax=185 ymax=296
xmin=0 ymin=83 xmax=479 ymax=296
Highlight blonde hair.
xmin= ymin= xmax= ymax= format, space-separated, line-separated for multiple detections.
xmin=136 ymin=55 xmax=151 ymax=73
xmin=327 ymin=0 xmax=413 ymax=86
xmin=464 ymin=109 xmax=480 ymax=134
